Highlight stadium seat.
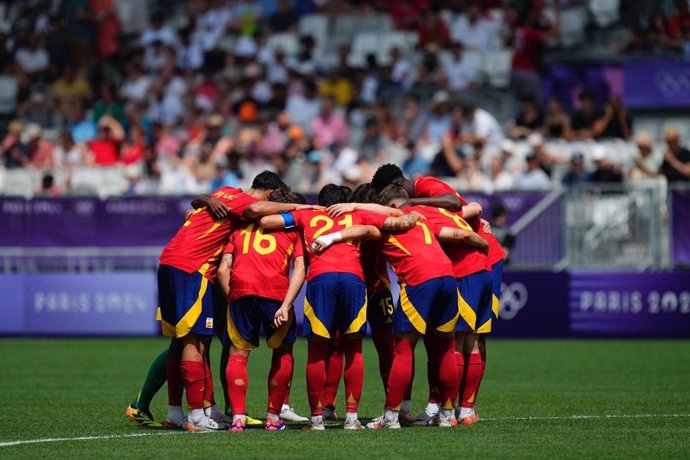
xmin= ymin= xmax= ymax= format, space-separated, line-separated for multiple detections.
xmin=0 ymin=75 xmax=18 ymax=115
xmin=589 ymin=0 xmax=620 ymax=28
xmin=115 ymin=0 xmax=149 ymax=34
xmin=267 ymin=32 xmax=300 ymax=56
xmin=350 ymin=32 xmax=380 ymax=67
xmin=3 ymin=169 xmax=35 ymax=197
xmin=377 ymin=32 xmax=418 ymax=65
xmin=559 ymin=7 xmax=588 ymax=47
xmin=298 ymin=14 xmax=330 ymax=61
xmin=482 ymin=49 xmax=513 ymax=88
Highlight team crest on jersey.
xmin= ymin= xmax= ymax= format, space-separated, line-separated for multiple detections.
xmin=206 ymin=317 xmax=214 ymax=328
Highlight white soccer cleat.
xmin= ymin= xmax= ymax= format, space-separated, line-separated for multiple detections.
xmin=163 ymin=415 xmax=188 ymax=430
xmin=205 ymin=406 xmax=231 ymax=429
xmin=366 ymin=415 xmax=401 ymax=430
xmin=412 ymin=408 xmax=439 ymax=426
xmin=434 ymin=411 xmax=458 ymax=428
xmin=303 ymin=416 xmax=325 ymax=431
xmin=185 ymin=416 xmax=221 ymax=432
xmin=279 ymin=405 xmax=309 ymax=423
xmin=343 ymin=418 xmax=366 ymax=430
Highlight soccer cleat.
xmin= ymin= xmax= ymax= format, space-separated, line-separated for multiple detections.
xmin=185 ymin=416 xmax=220 ymax=432
xmin=163 ymin=413 xmax=188 ymax=430
xmin=230 ymin=418 xmax=247 ymax=432
xmin=206 ymin=410 xmax=231 ymax=429
xmin=322 ymin=407 xmax=337 ymax=421
xmin=459 ymin=411 xmax=480 ymax=426
xmin=303 ymin=417 xmax=326 ymax=431
xmin=343 ymin=418 xmax=366 ymax=430
xmin=412 ymin=408 xmax=438 ymax=426
xmin=366 ymin=416 xmax=401 ymax=430
xmin=125 ymin=402 xmax=163 ymax=428
xmin=399 ymin=412 xmax=414 ymax=426
xmin=280 ymin=405 xmax=309 ymax=423
xmin=246 ymin=415 xmax=263 ymax=426
xmin=265 ymin=418 xmax=287 ymax=431
xmin=434 ymin=412 xmax=458 ymax=428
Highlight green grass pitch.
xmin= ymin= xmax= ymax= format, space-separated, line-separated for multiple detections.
xmin=0 ymin=338 xmax=689 ymax=459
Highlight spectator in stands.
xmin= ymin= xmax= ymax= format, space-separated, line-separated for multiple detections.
xmin=318 ymin=67 xmax=354 ymax=107
xmin=450 ymin=1 xmax=497 ymax=51
xmin=120 ymin=62 xmax=151 ymax=104
xmin=143 ymin=40 xmax=170 ymax=73
xmin=93 ymin=83 xmax=125 ymax=125
xmin=464 ymin=157 xmax=492 ymax=192
xmin=388 ymin=46 xmax=416 ymax=91
xmin=491 ymin=203 xmax=515 ymax=264
xmin=286 ymin=79 xmax=321 ymax=134
xmin=668 ymin=0 xmax=690 ymax=42
xmin=629 ymin=132 xmax=662 ymax=181
xmin=19 ymin=92 xmax=55 ymax=129
xmin=311 ymin=97 xmax=348 ymax=146
xmin=52 ymin=64 xmax=93 ymax=110
xmin=561 ymin=152 xmax=590 ymax=186
xmin=35 ymin=173 xmax=61 ymax=197
xmin=460 ymin=101 xmax=504 ymax=145
xmin=388 ymin=0 xmax=426 ymax=30
xmin=507 ymin=97 xmax=543 ymax=139
xmin=417 ymin=9 xmax=450 ymax=49
xmin=121 ymin=124 xmax=147 ymax=165
xmin=489 ymin=155 xmax=515 ymax=191
xmin=510 ymin=3 xmax=559 ymax=103
xmin=593 ymin=95 xmax=632 ymax=140
xmin=570 ymin=89 xmax=600 ymax=139
xmin=22 ymin=123 xmax=54 ymax=168
xmin=399 ymin=95 xmax=429 ymax=142
xmin=515 ymin=152 xmax=551 ymax=190
xmin=70 ymin=104 xmax=97 ymax=144
xmin=660 ymin=127 xmax=690 ymax=182
xmin=91 ymin=0 xmax=121 ymax=60
xmin=402 ymin=140 xmax=430 ymax=178
xmin=542 ymin=97 xmax=572 ymax=139
xmin=87 ymin=115 xmax=124 ymax=166
xmin=590 ymin=146 xmax=623 ymax=183
xmin=441 ymin=42 xmax=479 ymax=92
xmin=426 ymin=91 xmax=452 ymax=143
xmin=140 ymin=12 xmax=178 ymax=48
xmin=15 ymin=33 xmax=50 ymax=84
xmin=269 ymin=0 xmax=299 ymax=32
xmin=1 ymin=121 xmax=28 ymax=168
xmin=54 ymin=132 xmax=84 ymax=167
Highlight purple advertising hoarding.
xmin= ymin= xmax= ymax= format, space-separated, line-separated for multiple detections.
xmin=623 ymin=59 xmax=690 ymax=109
xmin=672 ymin=190 xmax=690 ymax=267
xmin=0 ymin=274 xmax=24 ymax=334
xmin=21 ymin=272 xmax=158 ymax=335
xmin=569 ymin=272 xmax=690 ymax=337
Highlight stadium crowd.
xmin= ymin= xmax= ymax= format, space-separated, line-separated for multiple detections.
xmin=0 ymin=0 xmax=689 ymax=198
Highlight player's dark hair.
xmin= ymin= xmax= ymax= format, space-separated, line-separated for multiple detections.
xmin=371 ymin=164 xmax=404 ymax=192
xmin=338 ymin=185 xmax=352 ymax=201
xmin=350 ymin=183 xmax=376 ymax=203
xmin=318 ymin=184 xmax=348 ymax=207
xmin=251 ymin=170 xmax=288 ymax=191
xmin=269 ymin=188 xmax=297 ymax=204
xmin=293 ymin=193 xmax=308 ymax=205
xmin=377 ymin=184 xmax=409 ymax=206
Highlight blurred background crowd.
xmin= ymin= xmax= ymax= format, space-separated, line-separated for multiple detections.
xmin=0 ymin=0 xmax=689 ymax=197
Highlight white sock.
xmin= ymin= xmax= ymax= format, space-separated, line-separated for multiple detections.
xmin=188 ymin=408 xmax=205 ymax=423
xmin=266 ymin=412 xmax=280 ymax=421
xmin=384 ymin=410 xmax=399 ymax=423
xmin=459 ymin=406 xmax=475 ymax=418
xmin=439 ymin=408 xmax=454 ymax=419
xmin=167 ymin=405 xmax=184 ymax=421
xmin=281 ymin=403 xmax=290 ymax=411
xmin=311 ymin=415 xmax=323 ymax=425
xmin=345 ymin=412 xmax=358 ymax=422
xmin=401 ymin=400 xmax=411 ymax=414
xmin=425 ymin=402 xmax=440 ymax=415
xmin=233 ymin=414 xmax=247 ymax=423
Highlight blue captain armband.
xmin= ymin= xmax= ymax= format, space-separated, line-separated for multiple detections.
xmin=280 ymin=212 xmax=296 ymax=229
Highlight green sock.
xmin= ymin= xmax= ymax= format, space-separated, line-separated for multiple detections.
xmin=220 ymin=345 xmax=230 ymax=415
xmin=134 ymin=349 xmax=168 ymax=411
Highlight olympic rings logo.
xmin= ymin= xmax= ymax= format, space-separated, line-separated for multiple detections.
xmin=653 ymin=68 xmax=690 ymax=98
xmin=498 ymin=282 xmax=528 ymax=320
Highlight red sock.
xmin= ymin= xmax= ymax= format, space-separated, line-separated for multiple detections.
xmin=386 ymin=338 xmax=415 ymax=411
xmin=461 ymin=352 xmax=485 ymax=408
xmin=342 ymin=338 xmax=364 ymax=413
xmin=424 ymin=336 xmax=441 ymax=404
xmin=455 ymin=352 xmax=465 ymax=400
xmin=267 ymin=353 xmax=293 ymax=415
xmin=435 ymin=337 xmax=459 ymax=410
xmin=323 ymin=339 xmax=343 ymax=410
xmin=226 ymin=355 xmax=248 ymax=415
xmin=371 ymin=327 xmax=394 ymax=392
xmin=203 ymin=356 xmax=214 ymax=408
xmin=403 ymin=349 xmax=415 ymax=402
xmin=166 ymin=351 xmax=183 ymax=406
xmin=283 ymin=387 xmax=290 ymax=406
xmin=180 ymin=360 xmax=205 ymax=410
xmin=306 ymin=341 xmax=329 ymax=416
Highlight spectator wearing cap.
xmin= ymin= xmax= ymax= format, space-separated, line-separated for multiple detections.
xmin=661 ymin=127 xmax=690 ymax=182
xmin=629 ymin=132 xmax=662 ymax=181
xmin=561 ymin=152 xmax=590 ymax=186
xmin=507 ymin=97 xmax=543 ymax=139
xmin=441 ymin=42 xmax=479 ymax=92
xmin=570 ymin=89 xmax=601 ymax=140
xmin=311 ymin=97 xmax=348 ymax=147
xmin=450 ymin=1 xmax=497 ymax=51
xmin=460 ymin=102 xmax=504 ymax=145
xmin=590 ymin=146 xmax=623 ymax=184
xmin=515 ymin=152 xmax=551 ymax=190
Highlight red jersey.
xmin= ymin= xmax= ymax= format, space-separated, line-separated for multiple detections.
xmin=380 ymin=206 xmax=454 ymax=286
xmin=481 ymin=226 xmax=505 ymax=266
xmin=225 ymin=224 xmax=305 ymax=303
xmin=159 ymin=187 xmax=256 ymax=281
xmin=414 ymin=206 xmax=491 ymax=278
xmin=413 ymin=176 xmax=468 ymax=206
xmin=361 ymin=241 xmax=391 ymax=294
xmin=292 ymin=209 xmax=388 ymax=282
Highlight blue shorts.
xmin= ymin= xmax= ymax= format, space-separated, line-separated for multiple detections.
xmin=367 ymin=288 xmax=394 ymax=330
xmin=224 ymin=295 xmax=296 ymax=351
xmin=491 ymin=260 xmax=504 ymax=319
xmin=395 ymin=276 xmax=460 ymax=335
xmin=158 ymin=265 xmax=215 ymax=338
xmin=303 ymin=273 xmax=367 ymax=339
xmin=457 ymin=270 xmax=494 ymax=334
xmin=212 ymin=284 xmax=227 ymax=340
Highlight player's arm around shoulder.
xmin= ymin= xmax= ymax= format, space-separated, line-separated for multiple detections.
xmin=437 ymin=226 xmax=489 ymax=253
xmin=327 ymin=202 xmax=404 ymax=217
xmin=311 ymin=225 xmax=383 ymax=254
xmin=244 ymin=201 xmax=323 ymax=220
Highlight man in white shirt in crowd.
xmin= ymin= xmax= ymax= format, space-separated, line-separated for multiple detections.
xmin=442 ymin=42 xmax=479 ymax=92
xmin=450 ymin=1 xmax=497 ymax=51
xmin=460 ymin=102 xmax=504 ymax=146
xmin=516 ymin=152 xmax=551 ymax=190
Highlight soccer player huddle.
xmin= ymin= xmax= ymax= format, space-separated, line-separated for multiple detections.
xmin=126 ymin=164 xmax=505 ymax=432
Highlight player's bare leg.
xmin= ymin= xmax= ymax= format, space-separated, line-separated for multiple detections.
xmin=304 ymin=335 xmax=329 ymax=431
xmin=182 ymin=334 xmax=220 ymax=432
xmin=227 ymin=345 xmax=251 ymax=432
xmin=341 ymin=332 xmax=366 ymax=429
xmin=457 ymin=332 xmax=483 ymax=425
